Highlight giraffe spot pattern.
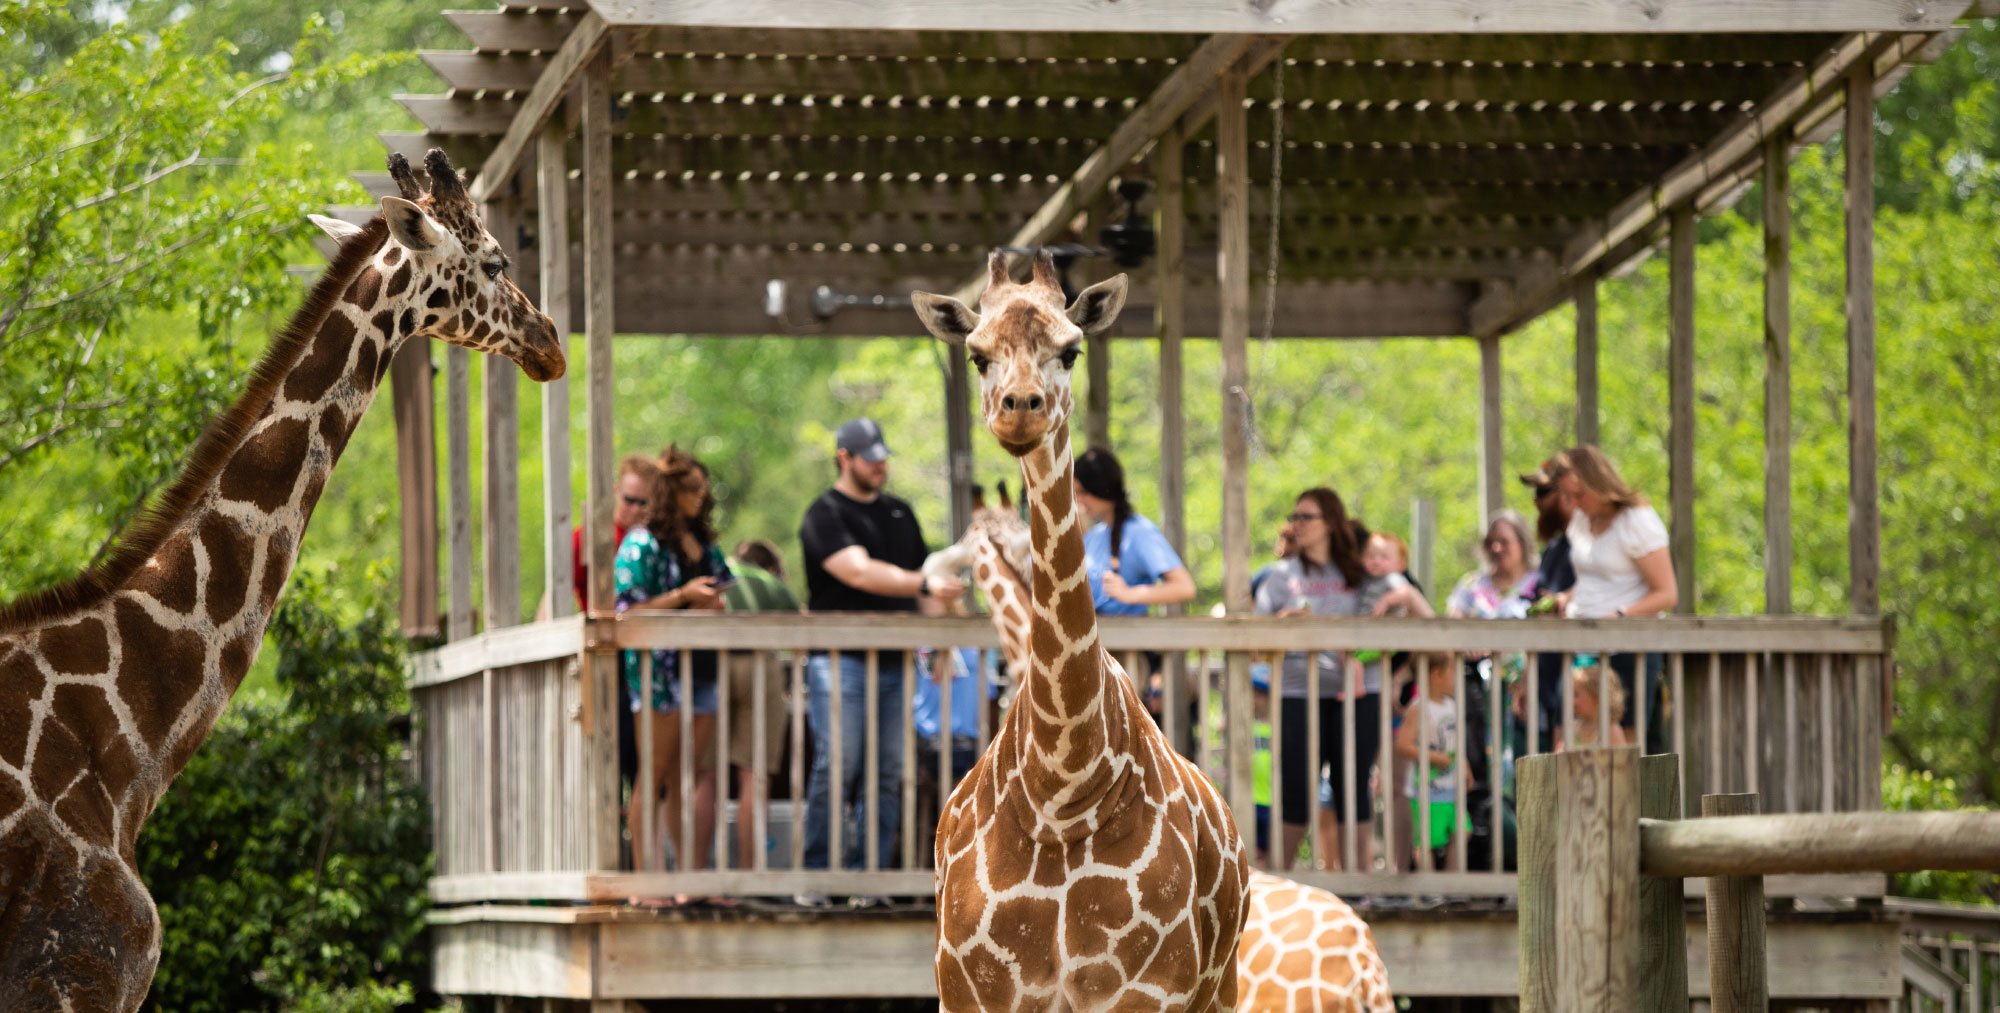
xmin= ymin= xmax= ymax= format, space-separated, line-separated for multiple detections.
xmin=197 ymin=512 xmax=252 ymax=626
xmin=40 ymin=617 xmax=110 ymax=676
xmin=385 ymin=261 xmax=412 ymax=298
xmin=112 ymin=596 xmax=206 ymax=748
xmin=284 ymin=312 xmax=357 ymax=404
xmin=128 ymin=532 xmax=198 ymax=615
xmin=343 ymin=265 xmax=381 ymax=308
xmin=0 ymin=641 xmax=45 ymax=768
xmin=217 ymin=416 xmax=311 ymax=514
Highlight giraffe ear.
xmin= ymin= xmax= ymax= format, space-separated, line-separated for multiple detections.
xmin=1065 ymin=273 xmax=1128 ymax=335
xmin=911 ymin=290 xmax=979 ymax=346
xmin=380 ymin=196 xmax=447 ymax=254
xmin=308 ymin=213 xmax=364 ymax=243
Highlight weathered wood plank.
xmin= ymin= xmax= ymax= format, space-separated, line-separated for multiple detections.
xmin=1554 ymin=748 xmax=1640 ymax=1012
xmin=1640 ymin=754 xmax=1691 ymax=1013
xmin=1702 ymin=793 xmax=1768 ymax=1013
xmin=1763 ymin=137 xmax=1793 ymax=615
xmin=1518 ymin=755 xmax=1557 ymax=1013
xmin=1156 ymin=125 xmax=1187 ymax=563
xmin=1216 ymin=58 xmax=1253 ymax=613
xmin=1845 ymin=63 xmax=1880 ymax=617
xmin=447 ymin=344 xmax=475 ymax=640
xmin=536 ymin=124 xmax=575 ymax=619
xmin=1478 ymin=336 xmax=1505 ymax=526
xmin=1647 ymin=810 xmax=2000 ymax=877
xmin=482 ymin=206 xmax=523 ymax=630
xmin=590 ymin=0 xmax=1965 ymax=34
xmin=1668 ymin=205 xmax=1696 ymax=613
xmin=391 ymin=338 xmax=441 ymax=637
xmin=582 ymin=52 xmax=618 ymax=616
xmin=466 ymin=12 xmax=610 ymax=203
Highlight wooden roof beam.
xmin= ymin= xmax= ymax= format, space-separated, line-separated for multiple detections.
xmin=947 ymin=34 xmax=1269 ymax=303
xmin=593 ymin=0 xmax=1963 ymax=34
xmin=465 ymin=11 xmax=609 ymax=203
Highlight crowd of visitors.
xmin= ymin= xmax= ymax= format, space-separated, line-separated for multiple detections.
xmin=565 ymin=425 xmax=1674 ymax=882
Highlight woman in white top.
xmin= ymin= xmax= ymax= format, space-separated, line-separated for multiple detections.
xmin=1551 ymin=445 xmax=1678 ymax=746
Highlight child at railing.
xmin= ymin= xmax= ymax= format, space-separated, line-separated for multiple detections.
xmin=1395 ymin=652 xmax=1468 ymax=871
xmin=1556 ymin=657 xmax=1630 ymax=751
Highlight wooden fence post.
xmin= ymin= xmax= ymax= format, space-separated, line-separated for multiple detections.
xmin=1703 ymin=792 xmax=1768 ymax=1012
xmin=1555 ymin=747 xmax=1640 ymax=1012
xmin=1518 ymin=754 xmax=1558 ymax=1013
xmin=1640 ymin=754 xmax=1689 ymax=1012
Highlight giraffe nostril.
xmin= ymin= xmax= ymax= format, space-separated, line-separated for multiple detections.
xmin=1026 ymin=394 xmax=1044 ymax=412
xmin=1002 ymin=394 xmax=1018 ymax=412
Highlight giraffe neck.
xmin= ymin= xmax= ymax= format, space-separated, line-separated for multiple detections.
xmin=112 ymin=232 xmax=414 ymax=808
xmin=969 ymin=524 xmax=1033 ymax=682
xmin=1013 ymin=422 xmax=1133 ymax=826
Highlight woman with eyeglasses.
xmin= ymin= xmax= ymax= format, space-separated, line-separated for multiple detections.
xmin=1251 ymin=486 xmax=1377 ymax=872
xmin=615 ymin=445 xmax=734 ymax=882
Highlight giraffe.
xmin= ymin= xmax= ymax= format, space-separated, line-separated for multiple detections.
xmin=0 ymin=149 xmax=563 ymax=1012
xmin=914 ymin=250 xmax=1248 ymax=1011
xmin=921 ymin=480 xmax=1033 ymax=686
xmin=924 ymin=488 xmax=1390 ymax=1011
xmin=1236 ymin=871 xmax=1395 ymax=1011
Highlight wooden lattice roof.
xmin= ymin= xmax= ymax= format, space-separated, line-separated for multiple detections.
xmin=347 ymin=2 xmax=1972 ymax=338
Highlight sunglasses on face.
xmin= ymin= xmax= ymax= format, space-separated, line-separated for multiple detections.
xmin=620 ymin=495 xmax=650 ymax=508
xmin=1534 ymin=485 xmax=1555 ymax=500
xmin=1287 ymin=512 xmax=1323 ymax=523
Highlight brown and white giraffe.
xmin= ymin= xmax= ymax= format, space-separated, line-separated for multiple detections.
xmin=0 ymin=149 xmax=562 ymax=1012
xmin=1236 ymin=871 xmax=1395 ymax=1011
xmin=921 ymin=480 xmax=1033 ymax=687
xmin=914 ymin=251 xmax=1248 ymax=1011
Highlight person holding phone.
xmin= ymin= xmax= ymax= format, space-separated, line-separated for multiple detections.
xmin=615 ymin=444 xmax=732 ymax=879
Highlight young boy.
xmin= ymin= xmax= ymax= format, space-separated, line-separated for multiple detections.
xmin=1395 ymin=652 xmax=1466 ymax=870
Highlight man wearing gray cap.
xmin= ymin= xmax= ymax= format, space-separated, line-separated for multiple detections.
xmin=796 ymin=418 xmax=963 ymax=881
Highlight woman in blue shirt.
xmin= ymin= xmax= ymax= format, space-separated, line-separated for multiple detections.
xmin=1072 ymin=447 xmax=1195 ymax=615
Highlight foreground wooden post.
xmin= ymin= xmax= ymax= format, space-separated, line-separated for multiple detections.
xmin=1518 ymin=754 xmax=1558 ymax=1013
xmin=1639 ymin=754 xmax=1689 ymax=1013
xmin=1703 ymin=792 xmax=1768 ymax=1013
xmin=1557 ymin=748 xmax=1640 ymax=1011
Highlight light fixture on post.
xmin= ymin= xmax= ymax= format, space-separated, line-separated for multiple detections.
xmin=1098 ymin=178 xmax=1155 ymax=268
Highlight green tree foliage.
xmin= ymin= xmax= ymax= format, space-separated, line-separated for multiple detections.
xmin=1884 ymin=765 xmax=1998 ymax=904
xmin=137 ymin=564 xmax=431 ymax=1011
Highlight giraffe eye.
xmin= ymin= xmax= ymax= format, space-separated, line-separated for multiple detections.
xmin=1057 ymin=346 xmax=1081 ymax=370
xmin=969 ymin=352 xmax=990 ymax=376
xmin=482 ymin=261 xmax=504 ymax=279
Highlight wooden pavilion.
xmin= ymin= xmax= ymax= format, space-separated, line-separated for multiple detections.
xmin=353 ymin=2 xmax=2000 ymax=1007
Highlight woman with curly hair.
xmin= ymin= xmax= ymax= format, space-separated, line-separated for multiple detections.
xmin=615 ymin=444 xmax=735 ymax=877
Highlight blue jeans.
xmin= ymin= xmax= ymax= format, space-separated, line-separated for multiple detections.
xmin=802 ymin=652 xmax=905 ymax=870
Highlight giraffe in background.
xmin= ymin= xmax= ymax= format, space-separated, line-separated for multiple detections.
xmin=914 ymin=250 xmax=1247 ymax=1011
xmin=921 ymin=479 xmax=1032 ymax=686
xmin=0 ymin=150 xmax=563 ymax=1011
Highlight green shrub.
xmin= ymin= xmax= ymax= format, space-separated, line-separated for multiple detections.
xmin=139 ymin=564 xmax=433 ymax=1010
xmin=1883 ymin=763 xmax=1998 ymax=906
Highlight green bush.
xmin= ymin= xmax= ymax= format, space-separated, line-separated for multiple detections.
xmin=139 ymin=565 xmax=433 ymax=1011
xmin=1884 ymin=763 xmax=1998 ymax=906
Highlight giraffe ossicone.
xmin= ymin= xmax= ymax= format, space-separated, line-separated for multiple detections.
xmin=915 ymin=250 xmax=1249 ymax=1012
xmin=0 ymin=148 xmax=562 ymax=1012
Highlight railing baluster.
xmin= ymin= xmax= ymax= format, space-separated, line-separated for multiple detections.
xmin=1416 ymin=653 xmax=1433 ymax=873
xmin=938 ymin=645 xmax=955 ymax=826
xmin=1819 ymin=652 xmax=1835 ymax=813
xmin=791 ymin=652 xmax=806 ymax=871
xmin=1634 ymin=645 xmax=1648 ymax=756
xmin=1526 ymin=651 xmax=1540 ymax=759
xmin=1784 ymin=651 xmax=1798 ymax=815
xmin=976 ymin=648 xmax=991 ymax=760
xmin=1377 ymin=651 xmax=1396 ymax=876
xmin=1561 ymin=651 xmax=1576 ymax=754
xmin=1342 ymin=655 xmax=1358 ymax=874
xmin=1745 ymin=651 xmax=1760 ymax=798
xmin=1706 ymin=652 xmax=1722 ymax=795
xmin=752 ymin=651 xmax=769 ymax=872
xmin=1267 ymin=650 xmax=1284 ymax=873
xmin=715 ymin=648 xmax=731 ymax=869
xmin=1453 ymin=653 xmax=1469 ymax=874
xmin=679 ymin=649 xmax=695 ymax=872
xmin=829 ymin=649 xmax=844 ymax=872
xmin=639 ymin=652 xmax=655 ymax=872
xmin=1597 ymin=655 xmax=1612 ymax=752
xmin=1196 ymin=650 xmax=1212 ymax=778
xmin=1488 ymin=648 xmax=1504 ymax=874
xmin=1304 ymin=649 xmax=1320 ymax=871
xmin=864 ymin=649 xmax=880 ymax=872
xmin=1671 ymin=652 xmax=1687 ymax=818
xmin=902 ymin=652 xmax=918 ymax=872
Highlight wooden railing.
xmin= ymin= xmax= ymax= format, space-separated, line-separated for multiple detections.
xmin=406 ymin=613 xmax=1892 ymax=904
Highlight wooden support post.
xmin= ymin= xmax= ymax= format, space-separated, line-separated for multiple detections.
xmin=390 ymin=340 xmax=439 ymax=637
xmin=1085 ymin=326 xmax=1111 ymax=451
xmin=1518 ymin=754 xmax=1558 ymax=1013
xmin=1703 ymin=792 xmax=1769 ymax=1013
xmin=946 ymin=340 xmax=974 ymax=537
xmin=1478 ymin=335 xmax=1505 ymax=528
xmin=1762 ymin=138 xmax=1793 ymax=616
xmin=482 ymin=193 xmax=522 ymax=631
xmin=1668 ymin=206 xmax=1697 ymax=614
xmin=537 ymin=122 xmax=575 ymax=618
xmin=1555 ymin=747 xmax=1640 ymax=1011
xmin=1216 ymin=60 xmax=1252 ymax=613
xmin=1156 ymin=123 xmax=1190 ymax=755
xmin=446 ymin=344 xmax=474 ymax=640
xmin=580 ymin=50 xmax=622 ymax=872
xmin=1410 ymin=497 xmax=1437 ymax=603
xmin=1575 ymin=275 xmax=1600 ymax=447
xmin=1639 ymin=754 xmax=1690 ymax=1013
xmin=1845 ymin=64 xmax=1880 ymax=617
xmin=1224 ymin=650 xmax=1257 ymax=848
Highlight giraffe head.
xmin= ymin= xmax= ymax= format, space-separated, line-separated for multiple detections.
xmin=911 ymin=250 xmax=1126 ymax=457
xmin=311 ymin=149 xmax=564 ymax=381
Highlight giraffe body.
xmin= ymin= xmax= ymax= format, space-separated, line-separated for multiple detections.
xmin=1236 ymin=871 xmax=1394 ymax=1012
xmin=916 ymin=253 xmax=1248 ymax=1011
xmin=0 ymin=151 xmax=561 ymax=1011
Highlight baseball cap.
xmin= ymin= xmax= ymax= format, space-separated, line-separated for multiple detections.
xmin=835 ymin=418 xmax=891 ymax=463
xmin=1519 ymin=454 xmax=1568 ymax=491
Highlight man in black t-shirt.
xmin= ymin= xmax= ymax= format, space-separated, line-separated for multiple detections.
xmin=796 ymin=418 xmax=963 ymax=876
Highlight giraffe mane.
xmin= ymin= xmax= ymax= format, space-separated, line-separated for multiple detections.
xmin=0 ymin=215 xmax=392 ymax=633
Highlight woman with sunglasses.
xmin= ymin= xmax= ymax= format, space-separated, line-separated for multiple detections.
xmin=1251 ymin=486 xmax=1376 ymax=872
